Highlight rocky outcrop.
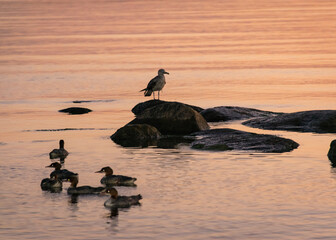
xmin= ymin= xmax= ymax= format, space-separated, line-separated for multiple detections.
xmin=328 ymin=139 xmax=336 ymax=167
xmin=132 ymin=100 xmax=203 ymax=115
xmin=191 ymin=128 xmax=299 ymax=153
xmin=200 ymin=106 xmax=280 ymax=122
xmin=111 ymin=124 xmax=161 ymax=147
xmin=59 ymin=107 xmax=92 ymax=115
xmin=111 ymin=100 xmax=303 ymax=153
xmin=243 ymin=110 xmax=336 ymax=133
xmin=129 ymin=102 xmax=209 ymax=135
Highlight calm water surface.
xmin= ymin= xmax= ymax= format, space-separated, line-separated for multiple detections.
xmin=1 ymin=0 xmax=336 ymax=239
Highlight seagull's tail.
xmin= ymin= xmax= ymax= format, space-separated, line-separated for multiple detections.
xmin=140 ymin=88 xmax=152 ymax=96
xmin=144 ymin=90 xmax=152 ymax=96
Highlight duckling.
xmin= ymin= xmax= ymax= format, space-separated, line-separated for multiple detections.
xmin=49 ymin=139 xmax=69 ymax=159
xmin=46 ymin=162 xmax=77 ymax=181
xmin=67 ymin=176 xmax=105 ymax=195
xmin=95 ymin=166 xmax=137 ymax=186
xmin=40 ymin=175 xmax=62 ymax=191
xmin=102 ymin=187 xmax=142 ymax=208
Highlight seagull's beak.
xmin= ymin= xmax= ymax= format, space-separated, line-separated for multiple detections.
xmin=45 ymin=164 xmax=53 ymax=168
xmin=95 ymin=170 xmax=103 ymax=173
xmin=164 ymin=71 xmax=169 ymax=75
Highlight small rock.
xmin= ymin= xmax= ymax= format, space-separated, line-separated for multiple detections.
xmin=111 ymin=124 xmax=161 ymax=147
xmin=59 ymin=107 xmax=92 ymax=115
xmin=328 ymin=139 xmax=336 ymax=167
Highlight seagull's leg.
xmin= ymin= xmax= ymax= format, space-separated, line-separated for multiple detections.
xmin=153 ymin=92 xmax=155 ymax=100
xmin=158 ymin=91 xmax=160 ymax=100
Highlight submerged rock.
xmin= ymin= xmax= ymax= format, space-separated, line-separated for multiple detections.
xmin=201 ymin=106 xmax=280 ymax=122
xmin=129 ymin=102 xmax=209 ymax=135
xmin=111 ymin=124 xmax=161 ymax=147
xmin=156 ymin=135 xmax=195 ymax=149
xmin=191 ymin=128 xmax=299 ymax=153
xmin=59 ymin=107 xmax=92 ymax=115
xmin=132 ymin=100 xmax=203 ymax=115
xmin=243 ymin=110 xmax=336 ymax=133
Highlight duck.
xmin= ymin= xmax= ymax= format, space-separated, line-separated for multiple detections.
xmin=49 ymin=139 xmax=69 ymax=159
xmin=67 ymin=175 xmax=105 ymax=195
xmin=102 ymin=187 xmax=142 ymax=208
xmin=95 ymin=166 xmax=137 ymax=186
xmin=46 ymin=162 xmax=77 ymax=181
xmin=40 ymin=175 xmax=62 ymax=191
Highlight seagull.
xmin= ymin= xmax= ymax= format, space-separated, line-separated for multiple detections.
xmin=140 ymin=69 xmax=169 ymax=100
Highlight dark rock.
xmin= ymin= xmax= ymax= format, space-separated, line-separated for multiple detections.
xmin=328 ymin=139 xmax=336 ymax=167
xmin=243 ymin=110 xmax=336 ymax=133
xmin=191 ymin=128 xmax=299 ymax=153
xmin=132 ymin=100 xmax=203 ymax=115
xmin=129 ymin=102 xmax=209 ymax=135
xmin=156 ymin=135 xmax=195 ymax=149
xmin=111 ymin=124 xmax=161 ymax=147
xmin=59 ymin=107 xmax=92 ymax=115
xmin=73 ymin=100 xmax=91 ymax=103
xmin=201 ymin=106 xmax=281 ymax=122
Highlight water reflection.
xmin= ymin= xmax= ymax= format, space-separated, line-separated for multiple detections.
xmin=107 ymin=207 xmax=119 ymax=219
xmin=105 ymin=209 xmax=119 ymax=231
xmin=68 ymin=194 xmax=79 ymax=204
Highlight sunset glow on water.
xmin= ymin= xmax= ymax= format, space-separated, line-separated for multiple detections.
xmin=1 ymin=0 xmax=336 ymax=239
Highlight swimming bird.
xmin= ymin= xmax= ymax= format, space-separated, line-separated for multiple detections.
xmin=140 ymin=69 xmax=169 ymax=100
xmin=101 ymin=187 xmax=142 ymax=208
xmin=46 ymin=162 xmax=77 ymax=181
xmin=66 ymin=176 xmax=105 ymax=195
xmin=49 ymin=139 xmax=69 ymax=159
xmin=40 ymin=175 xmax=62 ymax=191
xmin=95 ymin=166 xmax=137 ymax=186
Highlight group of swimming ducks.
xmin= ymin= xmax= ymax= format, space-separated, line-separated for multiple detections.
xmin=41 ymin=140 xmax=142 ymax=209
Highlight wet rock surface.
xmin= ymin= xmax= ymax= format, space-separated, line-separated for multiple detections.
xmin=132 ymin=100 xmax=203 ymax=115
xmin=191 ymin=128 xmax=299 ymax=153
xmin=129 ymin=102 xmax=209 ymax=135
xmin=243 ymin=110 xmax=336 ymax=133
xmin=201 ymin=106 xmax=281 ymax=122
xmin=59 ymin=107 xmax=92 ymax=115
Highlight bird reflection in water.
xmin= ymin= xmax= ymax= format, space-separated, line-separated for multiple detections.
xmin=68 ymin=194 xmax=79 ymax=204
xmin=107 ymin=207 xmax=119 ymax=219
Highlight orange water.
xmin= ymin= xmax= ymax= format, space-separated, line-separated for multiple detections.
xmin=1 ymin=0 xmax=336 ymax=239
